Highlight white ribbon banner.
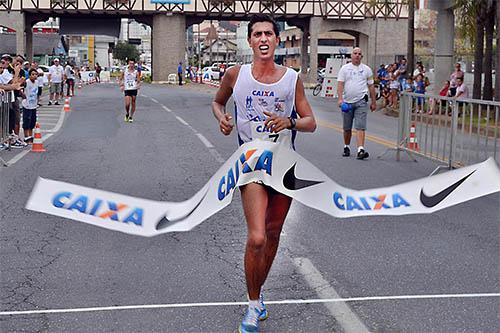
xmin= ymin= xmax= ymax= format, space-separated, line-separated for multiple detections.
xmin=26 ymin=140 xmax=500 ymax=237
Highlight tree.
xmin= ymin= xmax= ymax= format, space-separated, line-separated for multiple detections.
xmin=455 ymin=0 xmax=497 ymax=100
xmin=496 ymin=0 xmax=500 ymax=101
xmin=483 ymin=2 xmax=495 ymax=100
xmin=112 ymin=41 xmax=140 ymax=64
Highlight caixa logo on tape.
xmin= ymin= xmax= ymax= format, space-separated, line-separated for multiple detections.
xmin=333 ymin=192 xmax=410 ymax=211
xmin=218 ymin=149 xmax=273 ymax=201
xmin=52 ymin=192 xmax=144 ymax=225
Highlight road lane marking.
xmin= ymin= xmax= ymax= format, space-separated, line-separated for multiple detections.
xmin=175 ymin=116 xmax=189 ymax=126
xmin=159 ymin=102 xmax=225 ymax=164
xmin=4 ymin=108 xmax=65 ymax=166
xmin=1 ymin=293 xmax=498 ymax=316
xmin=316 ymin=119 xmax=395 ymax=148
xmin=196 ymin=133 xmax=214 ymax=148
xmin=293 ymin=257 xmax=369 ymax=333
xmin=150 ymin=98 xmax=159 ymax=103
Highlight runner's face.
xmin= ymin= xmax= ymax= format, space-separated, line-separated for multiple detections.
xmin=248 ymin=22 xmax=279 ymax=61
xmin=128 ymin=61 xmax=134 ymax=70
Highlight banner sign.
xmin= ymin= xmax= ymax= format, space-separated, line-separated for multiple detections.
xmin=26 ymin=140 xmax=500 ymax=237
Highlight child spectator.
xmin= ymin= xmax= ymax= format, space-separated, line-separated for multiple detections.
xmin=388 ymin=64 xmax=400 ymax=108
xmin=414 ymin=74 xmax=426 ymax=113
xmin=404 ymin=78 xmax=414 ymax=92
xmin=21 ymin=68 xmax=39 ymax=143
xmin=381 ymin=86 xmax=391 ymax=109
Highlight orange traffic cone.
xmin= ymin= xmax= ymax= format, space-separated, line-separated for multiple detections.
xmin=408 ymin=122 xmax=419 ymax=151
xmin=31 ymin=123 xmax=45 ymax=152
xmin=63 ymin=98 xmax=71 ymax=112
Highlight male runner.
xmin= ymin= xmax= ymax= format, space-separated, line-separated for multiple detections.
xmin=119 ymin=59 xmax=140 ymax=123
xmin=212 ymin=14 xmax=316 ymax=333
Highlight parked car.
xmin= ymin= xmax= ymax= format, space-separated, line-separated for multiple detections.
xmin=202 ymin=66 xmax=220 ymax=80
xmin=140 ymin=65 xmax=151 ymax=77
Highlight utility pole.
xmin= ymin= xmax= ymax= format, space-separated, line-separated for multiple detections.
xmin=198 ymin=24 xmax=201 ymax=71
xmin=407 ymin=0 xmax=415 ymax=75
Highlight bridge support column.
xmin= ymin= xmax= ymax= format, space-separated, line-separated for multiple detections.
xmin=308 ymin=17 xmax=321 ymax=84
xmin=25 ymin=26 xmax=33 ymax=62
xmin=300 ymin=19 xmax=309 ymax=80
xmin=152 ymin=14 xmax=186 ymax=82
xmin=433 ymin=7 xmax=455 ymax=94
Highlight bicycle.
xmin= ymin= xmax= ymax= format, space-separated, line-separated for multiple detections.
xmin=312 ymin=76 xmax=324 ymax=96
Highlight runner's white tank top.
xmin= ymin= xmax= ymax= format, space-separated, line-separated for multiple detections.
xmin=233 ymin=64 xmax=298 ymax=149
xmin=124 ymin=69 xmax=138 ymax=90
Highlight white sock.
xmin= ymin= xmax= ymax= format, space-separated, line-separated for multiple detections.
xmin=248 ymin=300 xmax=259 ymax=310
xmin=344 ymin=144 xmax=349 ymax=148
xmin=358 ymin=146 xmax=364 ymax=152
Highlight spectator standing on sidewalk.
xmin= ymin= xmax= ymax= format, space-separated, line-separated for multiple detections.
xmin=48 ymin=58 xmax=63 ymax=105
xmin=64 ymin=61 xmax=75 ymax=97
xmin=1 ymin=54 xmax=27 ymax=148
xmin=177 ymin=62 xmax=183 ymax=86
xmin=449 ymin=63 xmax=464 ymax=97
xmin=95 ymin=63 xmax=102 ymax=83
xmin=21 ymin=69 xmax=39 ymax=143
xmin=397 ymin=58 xmax=408 ymax=90
xmin=337 ymin=47 xmax=376 ymax=160
xmin=413 ymin=73 xmax=426 ymax=113
xmin=32 ymin=61 xmax=44 ymax=106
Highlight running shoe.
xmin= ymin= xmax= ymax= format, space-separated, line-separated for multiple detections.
xmin=357 ymin=149 xmax=369 ymax=160
xmin=24 ymin=136 xmax=33 ymax=143
xmin=48 ymin=101 xmax=52 ymax=106
xmin=55 ymin=101 xmax=59 ymax=105
xmin=124 ymin=115 xmax=129 ymax=122
xmin=238 ymin=307 xmax=262 ymax=333
xmin=258 ymin=293 xmax=268 ymax=321
xmin=342 ymin=146 xmax=350 ymax=157
xmin=128 ymin=118 xmax=133 ymax=123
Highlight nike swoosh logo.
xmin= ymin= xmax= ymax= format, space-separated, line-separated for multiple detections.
xmin=156 ymin=188 xmax=208 ymax=230
xmin=283 ymin=163 xmax=324 ymax=190
xmin=420 ymin=170 xmax=476 ymax=208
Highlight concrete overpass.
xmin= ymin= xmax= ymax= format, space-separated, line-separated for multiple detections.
xmin=0 ymin=0 xmax=408 ymax=82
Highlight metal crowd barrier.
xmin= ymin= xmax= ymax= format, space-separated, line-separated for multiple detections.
xmin=381 ymin=91 xmax=500 ymax=174
xmin=0 ymin=91 xmax=11 ymax=166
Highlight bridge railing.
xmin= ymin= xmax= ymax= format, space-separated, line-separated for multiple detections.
xmin=2 ymin=0 xmax=406 ymax=19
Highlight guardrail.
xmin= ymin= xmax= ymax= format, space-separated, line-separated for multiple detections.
xmin=0 ymin=91 xmax=11 ymax=166
xmin=381 ymin=91 xmax=500 ymax=174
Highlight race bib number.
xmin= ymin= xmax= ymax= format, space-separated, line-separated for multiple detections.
xmin=126 ymin=80 xmax=136 ymax=89
xmin=250 ymin=121 xmax=291 ymax=146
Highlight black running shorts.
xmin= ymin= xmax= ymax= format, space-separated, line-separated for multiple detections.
xmin=124 ymin=89 xmax=138 ymax=97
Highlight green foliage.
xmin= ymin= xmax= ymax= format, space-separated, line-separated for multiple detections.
xmin=141 ymin=73 xmax=152 ymax=83
xmin=113 ymin=41 xmax=140 ymax=64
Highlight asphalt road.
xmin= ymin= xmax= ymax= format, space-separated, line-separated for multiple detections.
xmin=1 ymin=82 xmax=499 ymax=332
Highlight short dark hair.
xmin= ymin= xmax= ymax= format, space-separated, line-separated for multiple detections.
xmin=28 ymin=68 xmax=38 ymax=75
xmin=128 ymin=58 xmax=135 ymax=63
xmin=247 ymin=14 xmax=280 ymax=39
